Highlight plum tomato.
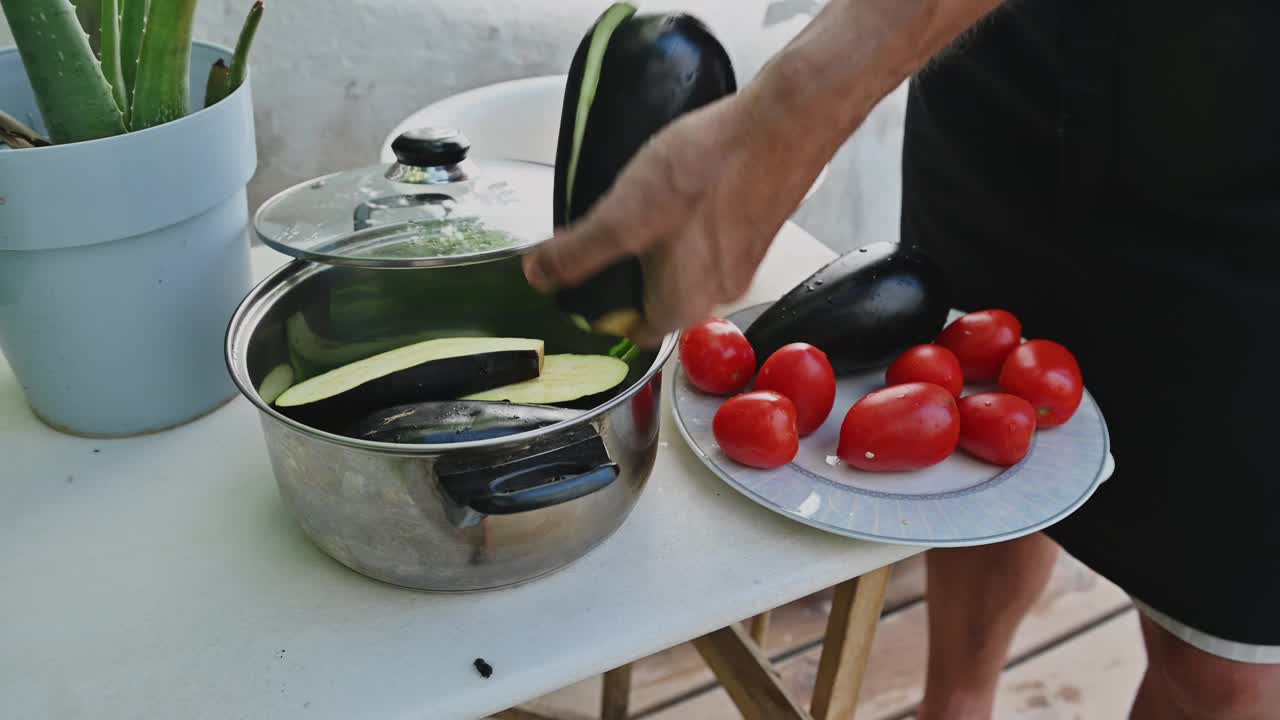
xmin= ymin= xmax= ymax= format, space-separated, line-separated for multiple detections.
xmin=679 ymin=317 xmax=756 ymax=395
xmin=886 ymin=344 xmax=964 ymax=398
xmin=837 ymin=382 xmax=960 ymax=472
xmin=935 ymin=309 xmax=1023 ymax=383
xmin=753 ymin=343 xmax=837 ymax=436
xmin=712 ymin=391 xmax=800 ymax=470
xmin=957 ymin=393 xmax=1037 ymax=466
xmin=630 ymin=383 xmax=657 ymax=438
xmin=998 ymin=339 xmax=1084 ymax=428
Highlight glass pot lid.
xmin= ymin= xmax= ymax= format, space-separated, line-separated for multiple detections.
xmin=253 ymin=127 xmax=554 ymax=268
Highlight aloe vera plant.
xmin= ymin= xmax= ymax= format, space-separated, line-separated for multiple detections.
xmin=0 ymin=0 xmax=264 ymax=146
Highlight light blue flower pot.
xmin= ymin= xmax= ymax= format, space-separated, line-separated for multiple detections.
xmin=0 ymin=42 xmax=256 ymax=437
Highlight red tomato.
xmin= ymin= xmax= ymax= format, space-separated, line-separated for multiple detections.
xmin=713 ymin=391 xmax=799 ymax=469
xmin=935 ymin=309 xmax=1023 ymax=383
xmin=837 ymin=382 xmax=960 ymax=472
xmin=679 ymin=317 xmax=757 ymax=395
xmin=957 ymin=393 xmax=1037 ymax=466
xmin=752 ymin=343 xmax=837 ymax=436
xmin=998 ymin=340 xmax=1084 ymax=428
xmin=886 ymin=344 xmax=964 ymax=398
xmin=630 ymin=382 xmax=657 ymax=438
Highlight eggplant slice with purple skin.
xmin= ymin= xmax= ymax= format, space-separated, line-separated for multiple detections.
xmin=743 ymin=242 xmax=953 ymax=375
xmin=552 ymin=2 xmax=737 ymax=337
xmin=272 ymin=337 xmax=545 ymax=432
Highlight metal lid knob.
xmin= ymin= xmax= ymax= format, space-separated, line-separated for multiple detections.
xmin=391 ymin=127 xmax=472 ymax=168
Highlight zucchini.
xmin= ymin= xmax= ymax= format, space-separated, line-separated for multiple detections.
xmin=744 ymin=242 xmax=952 ymax=375
xmin=462 ymin=354 xmax=629 ymax=406
xmin=345 ymin=401 xmax=581 ymax=444
xmin=256 ymin=364 xmax=296 ymax=406
xmin=273 ymin=337 xmax=545 ymax=430
xmin=553 ymin=2 xmax=736 ymax=336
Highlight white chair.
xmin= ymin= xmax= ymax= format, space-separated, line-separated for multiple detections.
xmin=379 ymin=74 xmax=827 ymax=203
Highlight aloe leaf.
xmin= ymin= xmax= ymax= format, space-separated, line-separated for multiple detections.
xmin=203 ymin=58 xmax=229 ymax=107
xmin=100 ymin=0 xmax=127 ymax=113
xmin=0 ymin=0 xmax=127 ymax=144
xmin=226 ymin=1 xmax=263 ymax=94
xmin=119 ymin=0 xmax=149 ymax=105
xmin=129 ymin=0 xmax=197 ymax=130
xmin=72 ymin=0 xmax=102 ymax=56
xmin=0 ymin=109 xmax=51 ymax=148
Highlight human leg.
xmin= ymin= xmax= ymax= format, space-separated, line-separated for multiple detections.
xmin=1132 ymin=612 xmax=1280 ymax=720
xmin=917 ymin=532 xmax=1061 ymax=720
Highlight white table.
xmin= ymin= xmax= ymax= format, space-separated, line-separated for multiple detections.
xmin=1 ymin=222 xmax=920 ymax=720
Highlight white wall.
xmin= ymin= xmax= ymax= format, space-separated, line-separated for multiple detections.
xmin=1 ymin=0 xmax=906 ymax=252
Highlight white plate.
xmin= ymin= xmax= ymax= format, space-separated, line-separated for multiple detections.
xmin=671 ymin=304 xmax=1114 ymax=547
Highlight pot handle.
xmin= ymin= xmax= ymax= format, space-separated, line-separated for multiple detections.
xmin=439 ymin=435 xmax=620 ymax=515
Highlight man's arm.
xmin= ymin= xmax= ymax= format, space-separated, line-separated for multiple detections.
xmin=739 ymin=0 xmax=1004 ymax=194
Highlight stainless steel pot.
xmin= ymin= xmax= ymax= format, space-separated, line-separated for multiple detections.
xmin=224 ymin=128 xmax=673 ymax=591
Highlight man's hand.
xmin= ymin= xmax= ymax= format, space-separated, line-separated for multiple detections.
xmin=522 ymin=91 xmax=821 ymax=347
xmin=523 ymin=0 xmax=1003 ymax=347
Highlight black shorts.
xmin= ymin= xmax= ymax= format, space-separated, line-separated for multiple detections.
xmin=899 ymin=0 xmax=1280 ymax=649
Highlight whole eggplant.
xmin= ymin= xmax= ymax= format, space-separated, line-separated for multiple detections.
xmin=744 ymin=242 xmax=952 ymax=375
xmin=552 ymin=2 xmax=736 ymax=337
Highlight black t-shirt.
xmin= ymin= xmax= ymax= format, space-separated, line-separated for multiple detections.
xmin=900 ymin=0 xmax=1280 ymax=643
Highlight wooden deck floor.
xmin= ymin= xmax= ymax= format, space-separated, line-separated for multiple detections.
xmin=508 ymin=553 xmax=1147 ymax=719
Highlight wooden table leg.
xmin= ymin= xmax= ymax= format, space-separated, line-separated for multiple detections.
xmin=693 ymin=623 xmax=812 ymax=720
xmin=809 ymin=563 xmax=894 ymax=720
xmin=749 ymin=611 xmax=772 ymax=650
xmin=600 ymin=664 xmax=632 ymax=720
xmin=502 ymin=563 xmax=893 ymax=720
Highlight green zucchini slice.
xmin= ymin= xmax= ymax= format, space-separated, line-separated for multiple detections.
xmin=461 ymin=354 xmax=628 ymax=406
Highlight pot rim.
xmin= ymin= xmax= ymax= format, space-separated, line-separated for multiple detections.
xmin=224 ymin=255 xmax=676 ymax=455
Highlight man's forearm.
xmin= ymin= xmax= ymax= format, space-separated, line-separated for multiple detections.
xmin=741 ymin=0 xmax=1003 ymax=163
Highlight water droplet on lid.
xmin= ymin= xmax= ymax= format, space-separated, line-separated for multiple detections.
xmin=865 ymin=451 xmax=876 ymax=459
xmin=858 ymin=247 xmax=868 ymax=252
xmin=814 ymin=279 xmax=824 ymax=285
xmin=310 ymin=180 xmax=326 ymax=189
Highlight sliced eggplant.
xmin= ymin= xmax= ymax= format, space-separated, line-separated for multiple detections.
xmin=461 ymin=354 xmax=628 ymax=406
xmin=274 ymin=337 xmax=545 ymax=431
xmin=553 ymin=2 xmax=736 ymax=336
xmin=744 ymin=242 xmax=952 ymax=375
xmin=344 ymin=400 xmax=582 ymax=444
